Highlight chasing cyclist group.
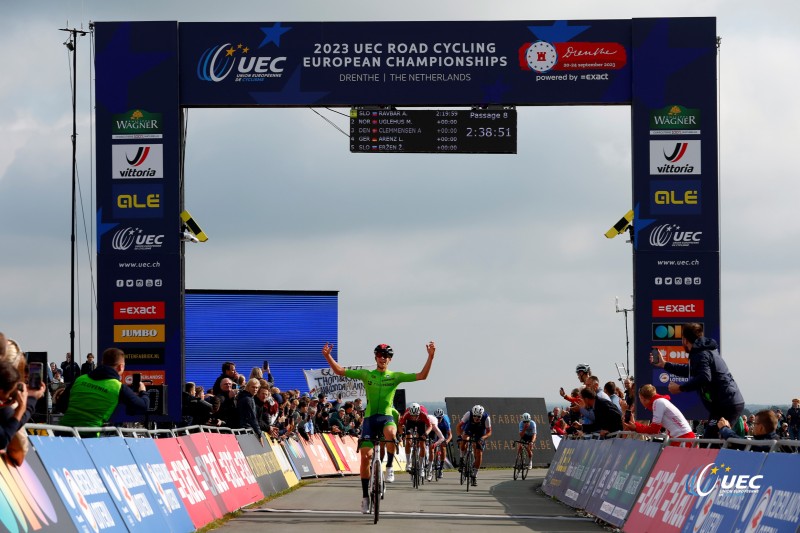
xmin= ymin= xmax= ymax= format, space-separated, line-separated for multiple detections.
xmin=321 ymin=341 xmax=538 ymax=514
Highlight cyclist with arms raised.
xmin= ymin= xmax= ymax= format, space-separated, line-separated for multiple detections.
xmin=322 ymin=341 xmax=435 ymax=514
xmin=457 ymin=404 xmax=492 ymax=486
xmin=518 ymin=412 xmax=537 ymax=469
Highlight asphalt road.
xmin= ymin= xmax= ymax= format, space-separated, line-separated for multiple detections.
xmin=219 ymin=469 xmax=609 ymax=532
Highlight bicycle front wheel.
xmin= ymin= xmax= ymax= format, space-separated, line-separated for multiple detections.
xmin=372 ymin=463 xmax=381 ymax=523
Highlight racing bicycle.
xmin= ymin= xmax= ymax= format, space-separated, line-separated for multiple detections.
xmin=513 ymin=440 xmax=530 ymax=480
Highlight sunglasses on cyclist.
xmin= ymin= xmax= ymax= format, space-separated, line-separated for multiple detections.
xmin=376 ymin=354 xmax=392 ymax=359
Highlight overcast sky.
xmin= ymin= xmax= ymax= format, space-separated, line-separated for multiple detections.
xmin=1 ymin=1 xmax=798 ymax=406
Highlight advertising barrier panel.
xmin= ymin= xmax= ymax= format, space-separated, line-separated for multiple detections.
xmin=281 ymin=437 xmax=316 ymax=478
xmin=731 ymin=452 xmax=800 ymax=533
xmin=235 ymin=433 xmax=289 ymax=497
xmin=82 ymin=437 xmax=172 ymax=531
xmin=30 ymin=435 xmax=128 ymax=532
xmin=268 ymin=438 xmax=299 ymax=487
xmin=177 ymin=433 xmax=238 ymax=514
xmin=445 ymin=397 xmax=555 ymax=467
xmin=681 ymin=448 xmax=767 ymax=533
xmin=624 ymin=446 xmax=719 ymax=532
xmin=303 ymin=434 xmax=338 ymax=476
xmin=0 ymin=452 xmax=78 ymax=533
xmin=203 ymin=432 xmax=263 ymax=509
xmin=155 ymin=436 xmax=221 ymax=527
xmin=542 ymin=438 xmax=578 ymax=498
xmin=585 ymin=439 xmax=662 ymax=527
xmin=320 ymin=433 xmax=351 ymax=473
xmin=124 ymin=437 xmax=194 ymax=533
xmin=572 ymin=438 xmax=615 ymax=509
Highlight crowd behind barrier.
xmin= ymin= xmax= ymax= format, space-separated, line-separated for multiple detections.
xmin=542 ymin=430 xmax=800 ymax=532
xmin=0 ymin=422 xmax=407 ymax=533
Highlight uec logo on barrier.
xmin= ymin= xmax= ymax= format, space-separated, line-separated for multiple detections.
xmin=686 ymin=463 xmax=763 ymax=497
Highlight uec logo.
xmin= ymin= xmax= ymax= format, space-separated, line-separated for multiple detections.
xmin=686 ymin=463 xmax=763 ymax=497
xmin=197 ymin=42 xmax=286 ymax=82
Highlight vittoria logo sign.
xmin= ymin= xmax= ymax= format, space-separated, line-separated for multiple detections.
xmin=649 ymin=140 xmax=701 ymax=174
xmin=112 ymin=144 xmax=163 ymax=179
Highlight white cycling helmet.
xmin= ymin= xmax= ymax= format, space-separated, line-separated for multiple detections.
xmin=433 ymin=408 xmax=444 ymax=418
xmin=575 ymin=363 xmax=591 ymax=374
xmin=471 ymin=405 xmax=485 ymax=417
xmin=409 ymin=403 xmax=421 ymax=416
xmin=521 ymin=412 xmax=532 ymax=422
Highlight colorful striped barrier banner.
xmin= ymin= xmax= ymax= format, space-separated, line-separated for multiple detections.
xmin=303 ymin=435 xmax=338 ymax=477
xmin=0 ymin=451 xmax=78 ymax=533
xmin=203 ymin=432 xmax=264 ymax=508
xmin=281 ymin=437 xmax=316 ymax=479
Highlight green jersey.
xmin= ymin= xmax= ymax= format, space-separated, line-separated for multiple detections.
xmin=344 ymin=368 xmax=417 ymax=417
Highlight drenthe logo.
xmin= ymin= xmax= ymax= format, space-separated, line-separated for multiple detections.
xmin=686 ymin=462 xmax=762 ymax=497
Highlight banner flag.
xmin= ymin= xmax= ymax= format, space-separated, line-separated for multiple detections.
xmin=321 ymin=433 xmax=350 ymax=473
xmin=29 ymin=435 xmax=127 ymax=532
xmin=124 ymin=437 xmax=195 ymax=533
xmin=0 ymin=451 xmax=78 ymax=533
xmin=302 ymin=365 xmax=375 ymax=404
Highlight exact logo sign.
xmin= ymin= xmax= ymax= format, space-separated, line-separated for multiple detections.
xmin=650 ymin=180 xmax=701 ymax=215
xmin=649 ymin=224 xmax=703 ymax=248
xmin=112 ymin=144 xmax=163 ymax=178
xmin=652 ymin=300 xmax=704 ymax=317
xmin=110 ymin=227 xmax=165 ymax=252
xmin=114 ymin=302 xmax=165 ymax=320
xmin=649 ymin=140 xmax=701 ymax=174
xmin=112 ymin=184 xmax=163 ymax=219
xmin=113 ymin=324 xmax=165 ymax=343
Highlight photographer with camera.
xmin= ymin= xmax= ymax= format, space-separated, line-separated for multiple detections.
xmin=1 ymin=358 xmax=46 ymax=458
xmin=56 ymin=347 xmax=149 ymax=429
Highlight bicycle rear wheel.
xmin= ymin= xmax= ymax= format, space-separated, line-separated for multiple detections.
xmin=513 ymin=450 xmax=521 ymax=480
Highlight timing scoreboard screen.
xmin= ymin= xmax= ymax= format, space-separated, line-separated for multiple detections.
xmin=350 ymin=108 xmax=517 ymax=154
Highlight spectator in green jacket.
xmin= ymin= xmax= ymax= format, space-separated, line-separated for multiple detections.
xmin=57 ymin=347 xmax=149 ymax=429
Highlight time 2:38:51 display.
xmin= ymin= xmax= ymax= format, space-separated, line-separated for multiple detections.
xmin=466 ymin=127 xmax=512 ymax=138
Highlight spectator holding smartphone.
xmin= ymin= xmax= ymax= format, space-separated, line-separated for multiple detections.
xmin=650 ymin=323 xmax=745 ymax=438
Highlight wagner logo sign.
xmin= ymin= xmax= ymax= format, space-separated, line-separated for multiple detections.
xmin=652 ymin=300 xmax=704 ymax=318
xmin=112 ymin=144 xmax=163 ymax=178
xmin=113 ymin=324 xmax=165 ymax=342
xmin=112 ymin=109 xmax=163 ymax=139
xmin=649 ymin=140 xmax=701 ymax=174
xmin=114 ymin=302 xmax=165 ymax=320
xmin=649 ymin=105 xmax=700 ymax=135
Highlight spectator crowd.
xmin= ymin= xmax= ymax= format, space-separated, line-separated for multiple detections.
xmin=181 ymin=360 xmax=365 ymax=444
